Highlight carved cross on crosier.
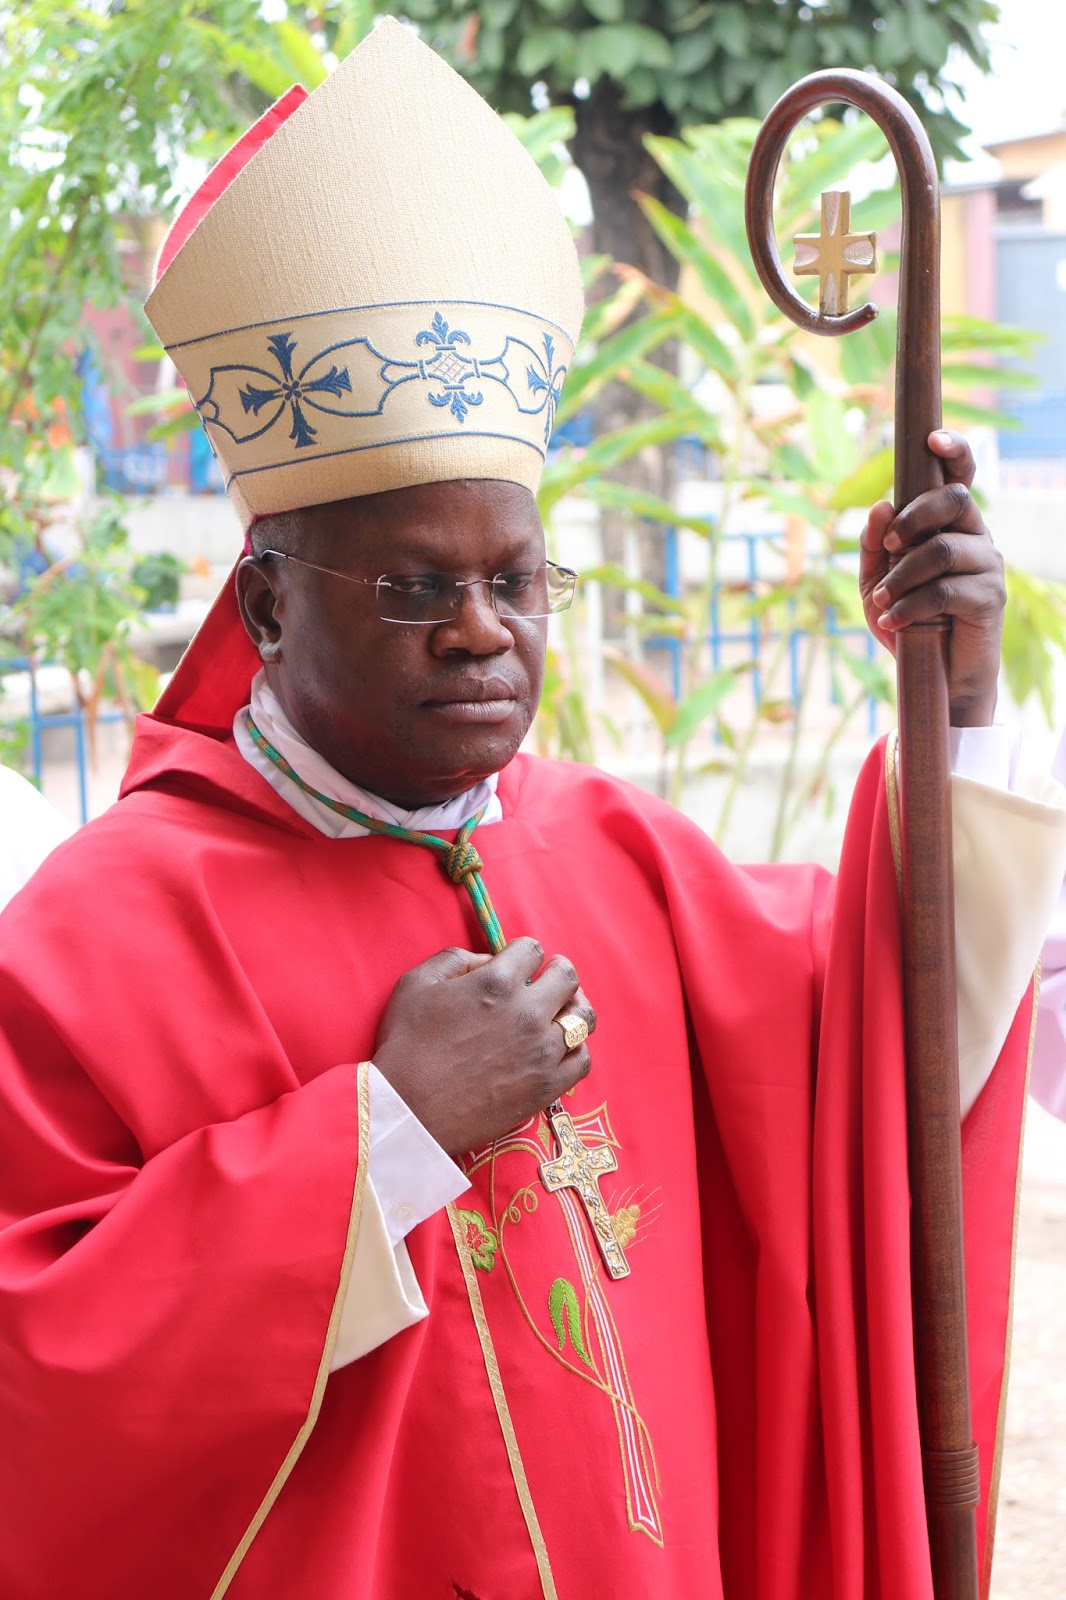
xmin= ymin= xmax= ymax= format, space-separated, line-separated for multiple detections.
xmin=539 ymin=1106 xmax=631 ymax=1280
xmin=794 ymin=190 xmax=877 ymax=317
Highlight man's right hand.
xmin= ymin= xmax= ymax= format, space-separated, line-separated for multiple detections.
xmin=371 ymin=937 xmax=596 ymax=1157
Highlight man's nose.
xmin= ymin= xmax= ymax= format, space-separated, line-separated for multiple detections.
xmin=433 ymin=580 xmax=514 ymax=653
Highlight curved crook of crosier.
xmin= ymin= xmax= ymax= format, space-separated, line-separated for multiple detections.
xmin=745 ymin=67 xmax=943 ymax=504
xmin=744 ymin=67 xmax=939 ymax=339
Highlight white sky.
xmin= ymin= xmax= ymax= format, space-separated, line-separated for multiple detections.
xmin=951 ymin=0 xmax=1066 ymax=149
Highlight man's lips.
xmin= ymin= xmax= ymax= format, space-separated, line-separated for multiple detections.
xmin=420 ymin=682 xmax=522 ymax=723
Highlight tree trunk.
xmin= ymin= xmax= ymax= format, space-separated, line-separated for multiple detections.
xmin=570 ymin=79 xmax=684 ymax=297
xmin=569 ymin=81 xmax=688 ymax=597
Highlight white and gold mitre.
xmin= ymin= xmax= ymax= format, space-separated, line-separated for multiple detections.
xmin=144 ymin=19 xmax=585 ymax=530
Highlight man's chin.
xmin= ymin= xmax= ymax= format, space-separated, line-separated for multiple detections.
xmin=348 ymin=723 xmax=528 ymax=809
xmin=415 ymin=741 xmax=522 ymax=804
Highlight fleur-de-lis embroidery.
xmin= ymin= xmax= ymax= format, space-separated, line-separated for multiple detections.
xmin=524 ymin=332 xmax=565 ymax=444
xmin=239 ymin=332 xmax=352 ymax=449
xmin=415 ymin=312 xmax=484 ymax=424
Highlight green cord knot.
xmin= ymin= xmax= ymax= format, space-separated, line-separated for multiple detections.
xmin=443 ymin=839 xmax=484 ymax=884
xmin=243 ymin=713 xmax=506 ymax=951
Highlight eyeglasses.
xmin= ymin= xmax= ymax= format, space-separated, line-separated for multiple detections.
xmin=259 ymin=551 xmax=578 ymax=626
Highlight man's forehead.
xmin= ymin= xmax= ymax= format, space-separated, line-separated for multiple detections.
xmin=297 ymin=479 xmax=544 ymax=560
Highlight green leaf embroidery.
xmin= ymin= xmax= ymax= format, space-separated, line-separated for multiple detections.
xmin=456 ymin=1208 xmax=499 ymax=1273
xmin=548 ymin=1277 xmax=593 ymax=1368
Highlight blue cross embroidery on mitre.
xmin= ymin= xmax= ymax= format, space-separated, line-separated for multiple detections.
xmin=238 ymin=332 xmax=352 ymax=449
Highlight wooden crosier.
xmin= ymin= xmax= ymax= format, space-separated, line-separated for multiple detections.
xmin=745 ymin=73 xmax=979 ymax=1600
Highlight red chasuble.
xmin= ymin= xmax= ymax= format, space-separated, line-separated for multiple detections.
xmin=0 ymin=717 xmax=1030 ymax=1599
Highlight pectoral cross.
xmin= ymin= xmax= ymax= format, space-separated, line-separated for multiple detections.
xmin=794 ymin=190 xmax=877 ymax=317
xmin=539 ymin=1104 xmax=631 ymax=1280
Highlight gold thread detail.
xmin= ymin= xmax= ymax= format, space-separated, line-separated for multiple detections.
xmin=447 ymin=1200 xmax=559 ymax=1600
xmin=884 ymin=729 xmax=903 ymax=899
xmin=211 ymin=1062 xmax=373 ymax=1599
xmin=486 ymin=1139 xmax=655 ymax=1418
xmin=553 ymin=1189 xmax=663 ymax=1542
xmin=980 ymin=965 xmax=1040 ymax=1600
xmin=484 ymin=1132 xmax=663 ymax=1543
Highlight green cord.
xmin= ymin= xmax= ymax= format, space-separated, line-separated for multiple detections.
xmin=245 ymin=712 xmax=508 ymax=954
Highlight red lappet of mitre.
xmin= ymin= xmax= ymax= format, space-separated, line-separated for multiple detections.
xmin=149 ymin=87 xmax=306 ymax=735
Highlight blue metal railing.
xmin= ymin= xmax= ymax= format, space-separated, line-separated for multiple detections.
xmin=4 ymin=658 xmax=126 ymax=825
xmin=644 ymin=525 xmax=882 ymax=738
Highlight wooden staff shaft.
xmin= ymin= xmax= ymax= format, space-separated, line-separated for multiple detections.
xmin=745 ymin=71 xmax=978 ymax=1598
xmin=893 ymin=118 xmax=979 ymax=1593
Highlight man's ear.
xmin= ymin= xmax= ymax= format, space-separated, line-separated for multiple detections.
xmin=235 ymin=556 xmax=284 ymax=663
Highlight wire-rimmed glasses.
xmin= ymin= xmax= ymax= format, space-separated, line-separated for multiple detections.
xmin=259 ymin=551 xmax=577 ymax=625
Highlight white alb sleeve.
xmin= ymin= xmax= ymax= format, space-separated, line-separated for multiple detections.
xmin=948 ymin=723 xmax=1016 ymax=789
xmin=950 ymin=765 xmax=1066 ymax=1118
xmin=897 ymin=728 xmax=1066 ymax=1118
xmin=330 ymin=1067 xmax=469 ymax=1370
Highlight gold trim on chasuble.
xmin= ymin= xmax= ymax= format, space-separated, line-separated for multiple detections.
xmin=450 ymin=1102 xmax=664 ymax=1560
xmin=211 ymin=1062 xmax=373 ymax=1599
xmin=884 ymin=732 xmax=1040 ymax=1598
xmin=447 ymin=1202 xmax=560 ymax=1600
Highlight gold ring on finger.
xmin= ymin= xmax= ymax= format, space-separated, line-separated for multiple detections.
xmin=555 ymin=1012 xmax=589 ymax=1051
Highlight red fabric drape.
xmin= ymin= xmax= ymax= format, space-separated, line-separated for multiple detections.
xmin=0 ymin=726 xmax=1027 ymax=1597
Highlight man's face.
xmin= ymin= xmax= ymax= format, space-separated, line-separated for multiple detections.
xmin=236 ymin=478 xmax=548 ymax=806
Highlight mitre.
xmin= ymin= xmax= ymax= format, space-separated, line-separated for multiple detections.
xmin=144 ymin=18 xmax=585 ymax=531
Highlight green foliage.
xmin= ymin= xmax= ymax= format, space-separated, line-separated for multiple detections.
xmin=3 ymin=0 xmax=1048 ymax=857
xmin=502 ymin=104 xmax=576 ymax=187
xmin=0 ymin=0 xmax=261 ymax=500
xmin=10 ymin=502 xmax=159 ymax=732
xmin=131 ymin=552 xmax=186 ymax=613
xmin=1001 ymin=567 xmax=1066 ymax=724
xmin=533 ymin=645 xmax=600 ymax=762
xmin=395 ymin=0 xmax=998 ymax=162
xmin=536 ymin=114 xmax=1048 ymax=858
xmin=0 ymin=720 xmax=29 ymax=774
xmin=0 ymin=1 xmax=347 ymax=748
xmin=0 ymin=0 xmax=383 ymax=516
xmin=665 ymin=121 xmax=1039 ymax=857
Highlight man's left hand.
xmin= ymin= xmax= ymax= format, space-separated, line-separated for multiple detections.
xmin=859 ymin=429 xmax=1005 ymax=727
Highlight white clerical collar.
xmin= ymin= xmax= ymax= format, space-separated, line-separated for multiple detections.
xmin=233 ymin=669 xmax=503 ymax=840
